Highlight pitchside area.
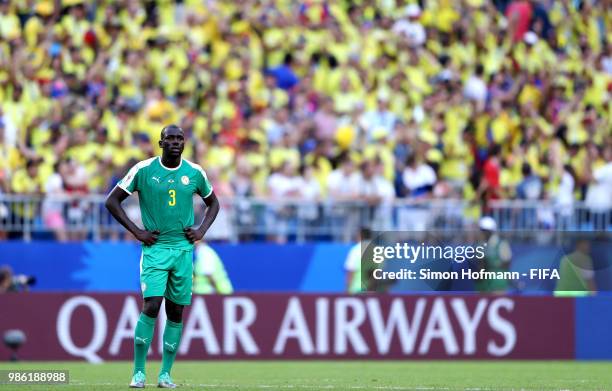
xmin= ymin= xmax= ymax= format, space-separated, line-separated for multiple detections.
xmin=1 ymin=361 xmax=611 ymax=390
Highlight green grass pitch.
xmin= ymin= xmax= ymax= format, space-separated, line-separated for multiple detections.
xmin=1 ymin=361 xmax=611 ymax=390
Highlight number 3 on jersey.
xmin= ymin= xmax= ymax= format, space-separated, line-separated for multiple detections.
xmin=168 ymin=189 xmax=176 ymax=206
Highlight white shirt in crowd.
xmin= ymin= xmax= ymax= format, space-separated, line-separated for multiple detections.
xmin=1 ymin=111 xmax=18 ymax=148
xmin=463 ymin=75 xmax=487 ymax=102
xmin=296 ymin=176 xmax=321 ymax=220
xmin=360 ymin=175 xmax=395 ymax=201
xmin=402 ymin=164 xmax=437 ymax=193
xmin=42 ymin=173 xmax=64 ymax=216
xmin=298 ymin=176 xmax=321 ymax=200
xmin=359 ymin=110 xmax=398 ymax=141
xmin=555 ymin=170 xmax=575 ymax=209
xmin=392 ymin=20 xmax=426 ymax=48
xmin=327 ymin=169 xmax=362 ymax=198
xmin=267 ymin=172 xmax=302 ymax=198
xmin=586 ymin=162 xmax=612 ymax=211
xmin=602 ymin=55 xmax=612 ymax=75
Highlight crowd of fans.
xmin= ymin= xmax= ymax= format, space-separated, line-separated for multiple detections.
xmin=0 ymin=0 xmax=610 ymax=236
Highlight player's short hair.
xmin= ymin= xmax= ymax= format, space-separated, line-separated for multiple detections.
xmin=160 ymin=124 xmax=183 ymax=139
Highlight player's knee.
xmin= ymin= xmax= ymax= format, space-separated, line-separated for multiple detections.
xmin=165 ymin=301 xmax=184 ymax=323
xmin=166 ymin=308 xmax=183 ymax=323
xmin=143 ymin=296 xmax=163 ymax=318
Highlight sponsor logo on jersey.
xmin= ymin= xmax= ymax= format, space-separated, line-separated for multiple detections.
xmin=152 ymin=176 xmax=161 ymax=183
xmin=181 ymin=176 xmax=190 ymax=185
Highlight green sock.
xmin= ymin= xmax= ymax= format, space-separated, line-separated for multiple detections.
xmin=133 ymin=313 xmax=155 ymax=376
xmin=160 ymin=319 xmax=183 ymax=376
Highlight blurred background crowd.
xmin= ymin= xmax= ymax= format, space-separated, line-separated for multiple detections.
xmin=0 ymin=0 xmax=610 ymax=239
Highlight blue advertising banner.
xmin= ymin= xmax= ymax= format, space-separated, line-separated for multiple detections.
xmin=0 ymin=237 xmax=610 ymax=294
xmin=0 ymin=242 xmax=352 ymax=292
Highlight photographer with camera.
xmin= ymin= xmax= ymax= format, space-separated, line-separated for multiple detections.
xmin=0 ymin=265 xmax=36 ymax=293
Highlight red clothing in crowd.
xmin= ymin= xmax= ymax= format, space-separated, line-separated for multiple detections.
xmin=481 ymin=157 xmax=501 ymax=212
xmin=506 ymin=1 xmax=533 ymax=42
xmin=483 ymin=158 xmax=500 ymax=190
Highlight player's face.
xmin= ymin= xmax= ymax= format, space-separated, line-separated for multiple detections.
xmin=159 ymin=128 xmax=185 ymax=157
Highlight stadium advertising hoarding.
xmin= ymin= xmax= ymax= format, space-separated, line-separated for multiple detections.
xmin=0 ymin=294 xmax=573 ymax=361
xmin=1 ymin=232 xmax=610 ymax=293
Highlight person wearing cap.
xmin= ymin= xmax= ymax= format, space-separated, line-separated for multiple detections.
xmin=475 ymin=216 xmax=512 ymax=293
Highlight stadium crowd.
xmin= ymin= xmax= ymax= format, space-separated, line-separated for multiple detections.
xmin=0 ymin=0 xmax=610 ymax=237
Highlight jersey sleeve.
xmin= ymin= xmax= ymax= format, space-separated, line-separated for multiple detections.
xmin=117 ymin=163 xmax=141 ymax=195
xmin=195 ymin=167 xmax=214 ymax=198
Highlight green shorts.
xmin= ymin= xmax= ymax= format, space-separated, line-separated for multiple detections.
xmin=140 ymin=246 xmax=194 ymax=305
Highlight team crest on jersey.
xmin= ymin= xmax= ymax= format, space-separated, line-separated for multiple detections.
xmin=181 ymin=175 xmax=190 ymax=185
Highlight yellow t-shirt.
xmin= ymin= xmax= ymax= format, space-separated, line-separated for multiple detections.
xmin=11 ymin=169 xmax=42 ymax=194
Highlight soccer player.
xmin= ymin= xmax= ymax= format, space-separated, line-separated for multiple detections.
xmin=105 ymin=125 xmax=219 ymax=388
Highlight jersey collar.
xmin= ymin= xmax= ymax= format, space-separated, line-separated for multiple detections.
xmin=158 ymin=156 xmax=182 ymax=171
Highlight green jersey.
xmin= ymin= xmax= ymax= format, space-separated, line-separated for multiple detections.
xmin=554 ymin=251 xmax=594 ymax=297
xmin=117 ymin=156 xmax=213 ymax=249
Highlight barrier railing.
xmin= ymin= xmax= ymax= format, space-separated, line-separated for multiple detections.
xmin=488 ymin=199 xmax=612 ymax=232
xmin=0 ymin=194 xmax=609 ymax=242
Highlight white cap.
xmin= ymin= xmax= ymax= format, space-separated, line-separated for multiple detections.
xmin=524 ymin=31 xmax=538 ymax=45
xmin=479 ymin=216 xmax=497 ymax=231
xmin=405 ymin=4 xmax=421 ymax=18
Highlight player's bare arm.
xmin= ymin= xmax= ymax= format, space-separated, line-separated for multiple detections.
xmin=184 ymin=191 xmax=220 ymax=243
xmin=104 ymin=187 xmax=159 ymax=246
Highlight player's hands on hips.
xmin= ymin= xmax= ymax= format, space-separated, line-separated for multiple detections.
xmin=184 ymin=227 xmax=205 ymax=243
xmin=135 ymin=229 xmax=159 ymax=246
